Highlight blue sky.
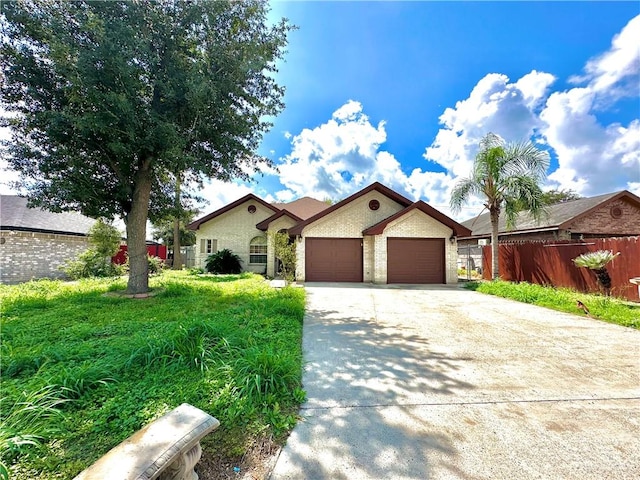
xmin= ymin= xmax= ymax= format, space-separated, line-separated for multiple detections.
xmin=1 ymin=1 xmax=639 ymax=222
xmin=228 ymin=0 xmax=639 ymax=220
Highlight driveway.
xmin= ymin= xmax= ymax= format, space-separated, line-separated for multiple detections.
xmin=269 ymin=283 xmax=640 ymax=480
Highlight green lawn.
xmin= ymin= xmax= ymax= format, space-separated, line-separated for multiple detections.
xmin=464 ymin=280 xmax=639 ymax=329
xmin=0 ymin=272 xmax=305 ymax=479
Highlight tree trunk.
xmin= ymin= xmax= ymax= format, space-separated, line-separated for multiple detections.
xmin=126 ymin=165 xmax=152 ymax=294
xmin=490 ymin=207 xmax=500 ymax=280
xmin=172 ymin=175 xmax=182 ymax=270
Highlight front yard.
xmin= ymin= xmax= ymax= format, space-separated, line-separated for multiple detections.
xmin=0 ymin=272 xmax=305 ymax=479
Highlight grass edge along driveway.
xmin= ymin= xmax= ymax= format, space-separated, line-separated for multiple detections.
xmin=465 ymin=280 xmax=639 ymax=329
xmin=0 ymin=272 xmax=305 ymax=479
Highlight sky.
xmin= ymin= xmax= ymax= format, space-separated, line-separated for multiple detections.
xmin=1 ymin=1 xmax=639 ymax=223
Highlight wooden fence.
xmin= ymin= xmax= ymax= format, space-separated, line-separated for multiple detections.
xmin=482 ymin=236 xmax=640 ymax=302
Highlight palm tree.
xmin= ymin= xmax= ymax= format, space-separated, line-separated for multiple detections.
xmin=573 ymin=250 xmax=620 ymax=295
xmin=450 ymin=133 xmax=549 ymax=279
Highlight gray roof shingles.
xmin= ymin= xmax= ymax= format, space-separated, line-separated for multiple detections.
xmin=0 ymin=195 xmax=95 ymax=236
xmin=461 ymin=191 xmax=623 ymax=237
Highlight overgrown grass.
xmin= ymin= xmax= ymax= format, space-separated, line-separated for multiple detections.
xmin=0 ymin=272 xmax=306 ymax=479
xmin=465 ymin=280 xmax=639 ymax=329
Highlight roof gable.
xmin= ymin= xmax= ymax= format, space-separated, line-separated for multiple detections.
xmin=0 ymin=195 xmax=95 ymax=235
xmin=288 ymin=182 xmax=412 ymax=235
xmin=255 ymin=209 xmax=303 ymax=231
xmin=187 ymin=194 xmax=278 ymax=230
xmin=461 ymin=190 xmax=639 ymax=237
xmin=363 ymin=201 xmax=472 ymax=237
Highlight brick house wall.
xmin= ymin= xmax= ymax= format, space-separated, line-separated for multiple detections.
xmin=194 ymin=200 xmax=274 ymax=273
xmin=372 ymin=209 xmax=456 ymax=284
xmin=296 ymin=191 xmax=405 ymax=281
xmin=0 ymin=230 xmax=90 ymax=284
xmin=295 ymin=192 xmax=458 ymax=283
xmin=566 ymin=199 xmax=640 ymax=236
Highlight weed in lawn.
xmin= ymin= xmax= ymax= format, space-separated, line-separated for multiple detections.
xmin=0 ymin=386 xmax=69 ymax=480
xmin=234 ymin=346 xmax=301 ymax=401
xmin=46 ymin=363 xmax=117 ymax=399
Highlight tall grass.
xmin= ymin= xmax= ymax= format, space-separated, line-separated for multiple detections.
xmin=0 ymin=271 xmax=305 ymax=479
xmin=0 ymin=387 xmax=68 ymax=480
xmin=465 ymin=280 xmax=639 ymax=329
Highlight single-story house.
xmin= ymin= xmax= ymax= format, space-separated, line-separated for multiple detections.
xmin=457 ymin=190 xmax=640 ymax=270
xmin=460 ymin=190 xmax=640 ymax=243
xmin=188 ymin=182 xmax=471 ymax=284
xmin=0 ymin=195 xmax=96 ymax=283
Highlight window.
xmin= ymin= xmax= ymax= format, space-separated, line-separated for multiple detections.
xmin=200 ymin=238 xmax=217 ymax=255
xmin=249 ymin=236 xmax=267 ymax=264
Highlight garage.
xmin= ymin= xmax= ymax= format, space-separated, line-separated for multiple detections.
xmin=387 ymin=237 xmax=445 ymax=284
xmin=305 ymin=238 xmax=363 ymax=282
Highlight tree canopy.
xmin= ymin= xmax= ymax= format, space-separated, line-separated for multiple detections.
xmin=450 ymin=133 xmax=549 ymax=279
xmin=1 ymin=0 xmax=292 ymax=293
xmin=541 ymin=188 xmax=581 ymax=205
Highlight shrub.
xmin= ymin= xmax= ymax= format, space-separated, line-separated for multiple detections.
xmin=147 ymin=255 xmax=165 ymax=275
xmin=61 ymin=250 xmax=125 ymax=280
xmin=270 ymin=231 xmax=296 ymax=282
xmin=573 ymin=250 xmax=621 ymax=295
xmin=120 ymin=254 xmax=166 ymax=276
xmin=59 ymin=220 xmax=123 ymax=279
xmin=205 ymin=249 xmax=242 ymax=274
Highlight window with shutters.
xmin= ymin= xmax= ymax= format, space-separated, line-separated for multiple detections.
xmin=249 ymin=236 xmax=267 ymax=264
xmin=200 ymin=238 xmax=217 ymax=255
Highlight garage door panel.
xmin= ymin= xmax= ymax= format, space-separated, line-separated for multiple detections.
xmin=306 ymin=238 xmax=362 ymax=282
xmin=388 ymin=238 xmax=444 ymax=284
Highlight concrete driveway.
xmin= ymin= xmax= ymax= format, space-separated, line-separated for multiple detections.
xmin=269 ymin=283 xmax=640 ymax=480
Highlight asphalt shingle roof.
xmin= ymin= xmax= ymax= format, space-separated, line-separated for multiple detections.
xmin=0 ymin=195 xmax=95 ymax=235
xmin=271 ymin=197 xmax=329 ymax=220
xmin=461 ymin=191 xmax=623 ymax=236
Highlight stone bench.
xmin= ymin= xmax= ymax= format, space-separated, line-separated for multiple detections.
xmin=73 ymin=403 xmax=220 ymax=480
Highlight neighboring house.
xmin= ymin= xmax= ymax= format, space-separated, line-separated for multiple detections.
xmin=188 ymin=182 xmax=471 ymax=284
xmin=457 ymin=190 xmax=640 ymax=271
xmin=459 ymin=190 xmax=640 ymax=244
xmin=0 ymin=195 xmax=96 ymax=284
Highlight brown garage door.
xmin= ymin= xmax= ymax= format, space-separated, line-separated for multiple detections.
xmin=305 ymin=238 xmax=363 ymax=282
xmin=387 ymin=238 xmax=445 ymax=284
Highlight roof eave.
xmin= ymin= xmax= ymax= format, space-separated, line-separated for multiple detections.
xmin=289 ymin=182 xmax=413 ymax=235
xmin=187 ymin=194 xmax=279 ymax=231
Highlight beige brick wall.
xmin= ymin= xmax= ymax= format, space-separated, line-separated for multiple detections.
xmin=265 ymin=216 xmax=298 ymax=278
xmin=567 ymin=199 xmax=640 ymax=235
xmin=0 ymin=230 xmax=90 ymax=284
xmin=373 ymin=210 xmax=456 ymax=284
xmin=295 ymin=194 xmax=456 ymax=283
xmin=194 ymin=200 xmax=274 ymax=273
xmin=296 ymin=192 xmax=405 ymax=281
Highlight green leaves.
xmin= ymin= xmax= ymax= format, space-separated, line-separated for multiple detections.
xmin=2 ymin=0 xmax=293 ymax=293
xmin=573 ymin=250 xmax=620 ymax=270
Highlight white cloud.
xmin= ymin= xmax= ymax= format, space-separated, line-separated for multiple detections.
xmin=270 ymin=101 xmax=474 ymax=219
xmin=540 ymin=14 xmax=640 ymax=195
xmin=424 ymin=71 xmax=555 ymax=178
xmin=193 ymin=179 xmax=255 ymax=216
xmin=423 ymin=14 xmax=640 ymax=201
xmin=569 ymin=14 xmax=640 ymax=100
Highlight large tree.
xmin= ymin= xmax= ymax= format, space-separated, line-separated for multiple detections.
xmin=450 ymin=133 xmax=549 ymax=279
xmin=0 ymin=0 xmax=291 ymax=293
